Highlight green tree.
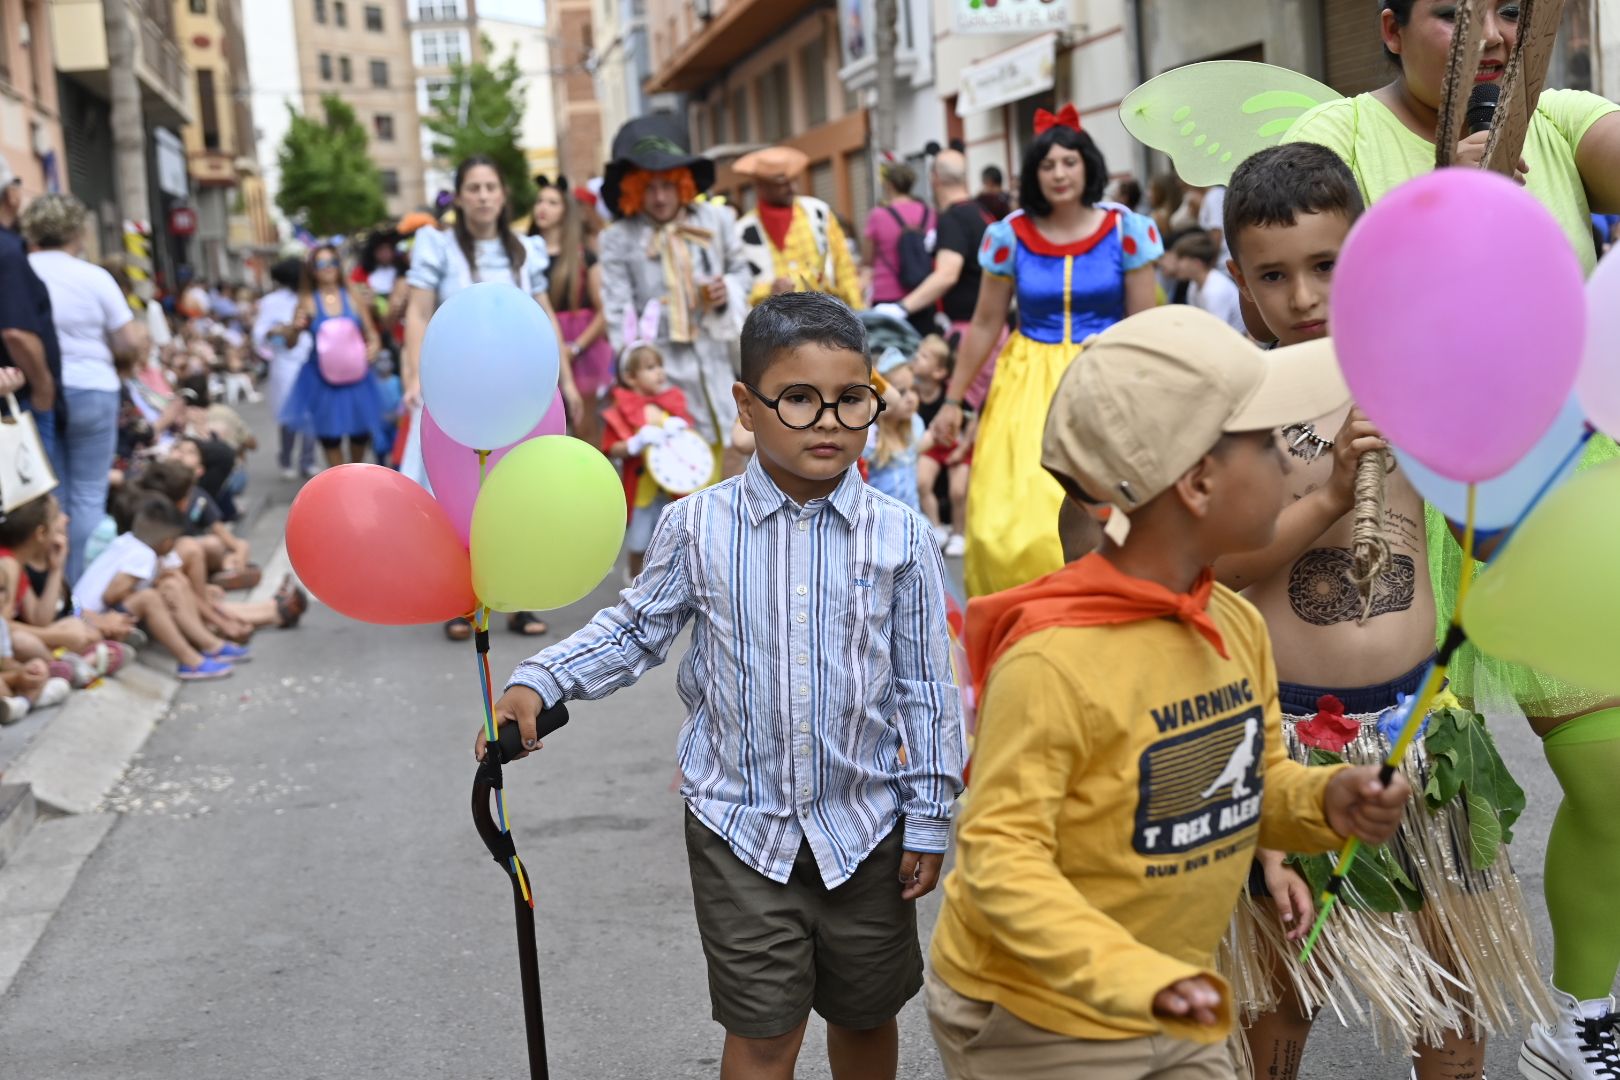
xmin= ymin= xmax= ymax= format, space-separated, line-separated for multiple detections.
xmin=276 ymin=94 xmax=388 ymax=236
xmin=423 ymin=38 xmax=537 ymax=219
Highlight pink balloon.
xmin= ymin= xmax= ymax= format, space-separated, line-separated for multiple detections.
xmin=421 ymin=396 xmax=567 ymax=544
xmin=1331 ymin=169 xmax=1586 ymax=483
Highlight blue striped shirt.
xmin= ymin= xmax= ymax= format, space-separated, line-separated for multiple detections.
xmin=509 ymin=457 xmax=965 ymax=887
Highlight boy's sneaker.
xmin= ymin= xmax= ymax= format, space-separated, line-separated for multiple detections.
xmin=34 ymin=677 xmax=71 ymax=709
xmin=944 ymin=533 xmax=967 ymax=558
xmin=208 ymin=642 xmax=252 ymax=665
xmin=0 ymin=696 xmax=29 ymax=726
xmin=1520 ymin=989 xmax=1620 ymax=1080
xmin=177 ymin=657 xmax=234 ymax=681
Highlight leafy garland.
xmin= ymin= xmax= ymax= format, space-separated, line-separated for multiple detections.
xmin=1288 ymin=690 xmax=1526 ymax=913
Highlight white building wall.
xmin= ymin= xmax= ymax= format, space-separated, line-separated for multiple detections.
xmin=241 ymin=0 xmax=303 ymax=230
xmin=480 ymin=18 xmax=560 ymax=179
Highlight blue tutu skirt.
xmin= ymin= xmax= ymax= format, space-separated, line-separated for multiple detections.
xmin=279 ymin=362 xmax=386 ymax=443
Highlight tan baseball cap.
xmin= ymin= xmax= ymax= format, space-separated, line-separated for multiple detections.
xmin=733 ymin=146 xmax=810 ymax=182
xmin=1042 ymin=305 xmax=1349 ymax=513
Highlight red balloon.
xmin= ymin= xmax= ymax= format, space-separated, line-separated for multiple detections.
xmin=286 ymin=464 xmax=476 ymax=625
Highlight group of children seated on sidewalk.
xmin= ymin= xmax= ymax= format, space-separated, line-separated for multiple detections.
xmin=0 ymin=340 xmax=309 ymax=722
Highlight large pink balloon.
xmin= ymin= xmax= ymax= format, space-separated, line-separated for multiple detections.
xmin=1331 ymin=169 xmax=1586 ymax=482
xmin=421 ymin=396 xmax=567 ymax=544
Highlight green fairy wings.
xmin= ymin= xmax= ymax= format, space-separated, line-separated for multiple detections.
xmin=1119 ymin=61 xmax=1342 ymax=187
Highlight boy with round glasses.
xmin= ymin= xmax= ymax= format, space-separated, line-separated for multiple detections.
xmin=485 ymin=291 xmax=964 ymax=1080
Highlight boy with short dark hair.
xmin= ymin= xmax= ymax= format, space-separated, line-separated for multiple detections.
xmin=73 ymin=497 xmax=236 ymax=681
xmin=487 ymin=291 xmax=964 ymax=1080
xmin=925 ymin=305 xmax=1411 ymax=1079
xmin=1218 ymin=142 xmax=1546 ymax=1080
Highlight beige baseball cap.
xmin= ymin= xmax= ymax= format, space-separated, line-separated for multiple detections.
xmin=1042 ymin=305 xmax=1349 ymax=513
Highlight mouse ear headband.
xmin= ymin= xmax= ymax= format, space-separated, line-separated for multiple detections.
xmin=620 ymin=299 xmax=662 ymax=356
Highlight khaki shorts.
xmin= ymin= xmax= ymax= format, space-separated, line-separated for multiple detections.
xmin=925 ymin=971 xmax=1235 ymax=1080
xmin=684 ymin=810 xmax=923 ymax=1039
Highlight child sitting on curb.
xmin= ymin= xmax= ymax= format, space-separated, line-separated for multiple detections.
xmin=74 ymin=497 xmax=240 ymax=681
xmin=0 ymin=494 xmax=132 ymax=686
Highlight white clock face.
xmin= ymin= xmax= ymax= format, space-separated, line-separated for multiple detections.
xmin=647 ymin=429 xmax=713 ymax=494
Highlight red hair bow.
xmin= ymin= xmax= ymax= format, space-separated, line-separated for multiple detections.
xmin=1034 ymin=104 xmax=1082 ymax=135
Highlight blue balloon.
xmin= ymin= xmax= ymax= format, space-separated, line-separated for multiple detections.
xmin=420 ymin=282 xmax=560 ymax=449
xmin=1396 ymin=394 xmax=1589 ymax=531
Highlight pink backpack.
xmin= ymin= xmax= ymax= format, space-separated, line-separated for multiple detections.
xmin=315 ymin=317 xmax=368 ymax=386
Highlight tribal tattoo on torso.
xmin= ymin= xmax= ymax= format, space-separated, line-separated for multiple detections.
xmin=1288 ymin=548 xmax=1418 ymax=626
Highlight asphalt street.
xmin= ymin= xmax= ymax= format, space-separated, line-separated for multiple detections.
xmin=0 ymin=405 xmax=1604 ymax=1079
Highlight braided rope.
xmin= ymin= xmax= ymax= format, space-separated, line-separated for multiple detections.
xmin=1349 ymin=449 xmax=1394 ymax=624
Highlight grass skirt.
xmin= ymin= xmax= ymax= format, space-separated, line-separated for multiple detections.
xmin=1219 ymin=709 xmax=1550 ymax=1071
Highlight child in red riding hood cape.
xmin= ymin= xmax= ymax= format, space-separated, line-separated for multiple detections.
xmin=602 ymin=326 xmax=695 ymax=582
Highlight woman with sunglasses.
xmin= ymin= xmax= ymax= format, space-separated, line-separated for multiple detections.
xmin=277 ymin=244 xmax=385 ymax=469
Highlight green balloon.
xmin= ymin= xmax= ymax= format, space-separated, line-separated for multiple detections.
xmin=1464 ymin=460 xmax=1620 ymax=695
xmin=470 ymin=436 xmax=627 ymax=612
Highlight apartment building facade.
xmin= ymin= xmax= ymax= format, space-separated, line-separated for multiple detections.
xmin=0 ymin=0 xmax=67 ymax=205
xmin=291 ymin=0 xmax=424 ymax=216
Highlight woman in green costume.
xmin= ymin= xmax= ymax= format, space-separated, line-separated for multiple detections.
xmin=1286 ymin=4 xmax=1620 ymax=1078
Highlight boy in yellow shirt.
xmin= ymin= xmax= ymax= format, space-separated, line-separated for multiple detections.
xmin=926 ymin=305 xmax=1411 ymax=1079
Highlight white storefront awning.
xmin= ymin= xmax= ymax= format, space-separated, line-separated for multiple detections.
xmin=956 ymin=32 xmax=1057 ymax=117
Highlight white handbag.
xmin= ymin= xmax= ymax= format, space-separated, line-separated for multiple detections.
xmin=0 ymin=394 xmax=58 ymax=513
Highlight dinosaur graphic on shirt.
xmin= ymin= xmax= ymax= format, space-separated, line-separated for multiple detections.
xmin=1199 ymin=716 xmax=1260 ymax=800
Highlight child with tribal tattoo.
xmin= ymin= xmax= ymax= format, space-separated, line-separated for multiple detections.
xmin=1213 ymin=143 xmax=1547 ymax=1080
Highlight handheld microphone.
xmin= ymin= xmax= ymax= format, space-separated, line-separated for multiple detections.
xmin=1466 ymin=82 xmax=1501 ymax=136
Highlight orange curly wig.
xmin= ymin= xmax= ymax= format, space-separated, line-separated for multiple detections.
xmin=616 ymin=168 xmax=700 ymax=218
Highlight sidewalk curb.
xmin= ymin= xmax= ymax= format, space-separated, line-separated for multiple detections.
xmin=3 ymin=665 xmax=180 ymax=815
xmin=0 ymin=813 xmax=116 ymax=999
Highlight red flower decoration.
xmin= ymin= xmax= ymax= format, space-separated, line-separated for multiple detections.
xmin=1034 ymin=103 xmax=1082 ymax=135
xmin=1296 ymin=694 xmax=1360 ymax=754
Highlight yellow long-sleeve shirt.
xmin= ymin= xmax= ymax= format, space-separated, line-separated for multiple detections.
xmin=930 ymin=585 xmax=1346 ymax=1045
xmin=741 ymin=198 xmax=864 ymax=310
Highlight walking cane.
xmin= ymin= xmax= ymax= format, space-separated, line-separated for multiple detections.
xmin=472 ymin=696 xmax=571 ymax=1080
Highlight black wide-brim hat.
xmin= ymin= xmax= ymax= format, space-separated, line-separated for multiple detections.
xmin=600 ymin=114 xmax=716 ymax=219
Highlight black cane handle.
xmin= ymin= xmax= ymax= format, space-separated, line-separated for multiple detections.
xmin=492 ymin=703 xmax=572 ymax=764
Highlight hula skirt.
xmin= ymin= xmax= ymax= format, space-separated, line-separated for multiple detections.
xmin=1220 ymin=709 xmax=1549 ymax=1068
xmin=963 ymin=332 xmax=1077 ymax=597
xmin=279 ymin=362 xmax=386 ymax=444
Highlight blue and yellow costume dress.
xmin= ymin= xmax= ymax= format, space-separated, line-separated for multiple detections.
xmin=965 ymin=206 xmax=1162 ymax=596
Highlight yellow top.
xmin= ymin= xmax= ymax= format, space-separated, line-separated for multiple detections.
xmin=930 ymin=586 xmax=1346 ymax=1044
xmin=744 ymin=203 xmax=864 ymax=309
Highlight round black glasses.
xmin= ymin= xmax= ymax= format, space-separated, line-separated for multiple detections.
xmin=745 ymin=383 xmax=886 ymax=431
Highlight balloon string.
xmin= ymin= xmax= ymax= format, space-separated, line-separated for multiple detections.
xmin=472 ymin=446 xmax=529 ymax=906
xmin=1482 ymin=425 xmax=1594 ymax=568
xmin=1300 ymin=482 xmax=1477 ymax=963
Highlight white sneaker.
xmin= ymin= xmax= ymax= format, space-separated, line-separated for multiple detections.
xmin=944 ymin=533 xmax=967 ymax=558
xmin=0 ymin=696 xmax=28 ymax=725
xmin=1521 ymin=988 xmax=1620 ymax=1080
xmin=280 ymin=466 xmax=297 ymax=481
xmin=931 ymin=524 xmax=950 ymax=548
xmin=33 ymin=677 xmax=71 ymax=709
